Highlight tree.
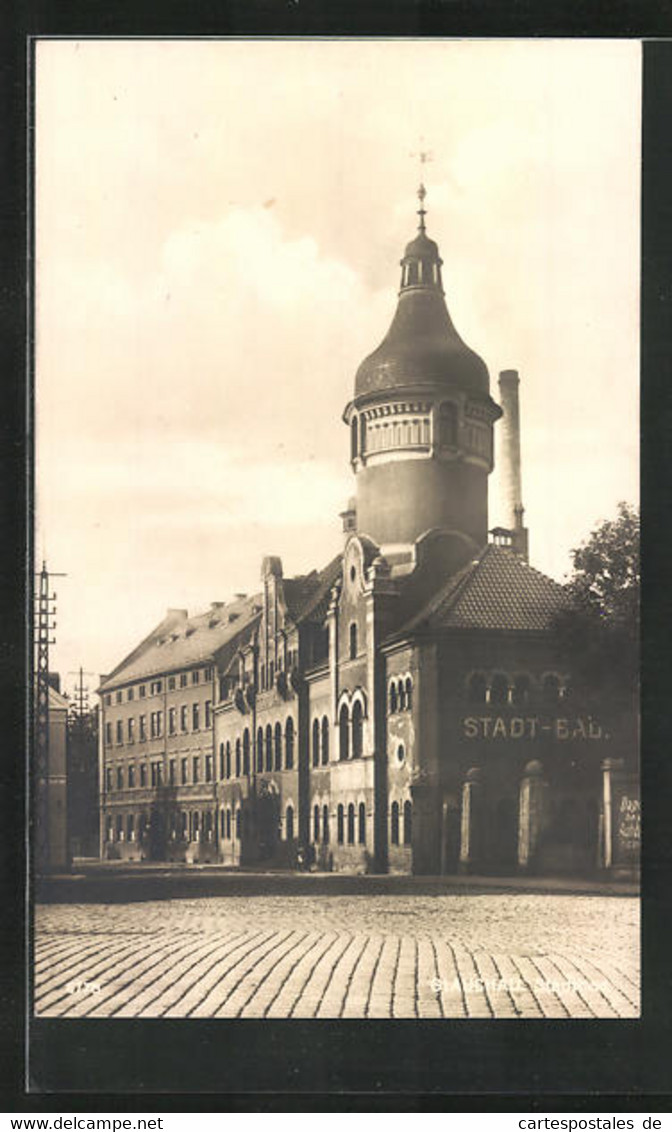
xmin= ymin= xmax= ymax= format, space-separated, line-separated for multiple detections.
xmin=553 ymin=502 xmax=639 ymax=701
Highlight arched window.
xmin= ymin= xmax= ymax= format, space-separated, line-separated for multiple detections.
xmin=512 ymin=675 xmax=531 ymax=706
xmin=321 ymin=716 xmax=329 ymax=765
xmin=313 ymin=804 xmax=320 ymax=842
xmin=405 ymin=677 xmax=413 ymax=711
xmin=347 ymin=803 xmax=355 ymax=845
xmin=286 ymin=805 xmax=294 ymax=841
xmin=219 ymin=743 xmax=225 ymax=780
xmin=337 ymin=804 xmax=344 ymax=844
xmin=339 ymin=704 xmax=349 ymax=761
xmin=467 ymin=673 xmax=486 ymax=704
xmin=312 ymin=719 xmax=320 ymax=767
xmin=543 ymin=674 xmax=561 ymax=704
xmin=225 ymin=742 xmax=231 ymax=779
xmin=220 ymin=809 xmax=225 ymax=837
xmin=358 ymin=802 xmax=366 ymax=845
xmin=352 ymin=700 xmax=363 ymax=758
xmin=256 ymin=727 xmax=264 ymax=772
xmin=349 ymin=622 xmax=358 ymax=660
xmin=285 ymin=718 xmax=295 ymax=769
xmin=265 ymin=724 xmax=273 ymax=772
xmin=235 ymin=738 xmax=241 ymax=777
xmin=235 ymin=809 xmax=241 ymax=840
xmin=351 ymin=417 xmax=358 ymax=461
xmin=403 ymin=801 xmax=412 ymax=846
xmin=439 ymin=402 xmax=458 ymax=447
xmin=389 ymin=683 xmax=398 ymax=714
xmin=398 ymin=680 xmax=406 ymax=712
xmin=490 ymin=674 xmax=509 ymax=705
xmin=226 ymin=809 xmax=231 ymax=840
xmin=242 ymin=729 xmax=250 ymax=775
xmin=322 ymin=804 xmax=330 ymax=844
xmin=274 ymin=722 xmax=282 ymax=770
xmin=390 ymin=802 xmax=400 ymax=846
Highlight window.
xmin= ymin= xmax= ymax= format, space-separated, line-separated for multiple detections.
xmin=204 ymin=666 xmax=213 ymax=681
xmin=127 ymin=717 xmax=135 ymax=744
xmin=105 ymin=767 xmax=112 ymax=791
xmin=439 ymin=401 xmax=458 ymax=447
xmin=168 ymin=676 xmax=176 ymax=691
xmin=468 ymin=673 xmax=487 ymax=703
xmin=226 ymin=809 xmax=231 ymax=840
xmin=139 ymin=685 xmax=146 ymax=698
xmin=192 ymin=704 xmax=200 ymax=731
xmin=151 ymin=761 xmax=163 ymax=788
xmin=205 ymin=755 xmax=213 ymax=783
xmin=286 ymin=805 xmax=294 ymax=842
xmin=352 ymin=701 xmax=363 ymax=759
xmin=116 ymin=691 xmax=122 ymax=704
xmin=256 ymin=727 xmax=263 ymax=772
xmin=224 ymin=741 xmax=231 ymax=779
xmin=358 ymin=802 xmax=366 ymax=845
xmin=150 ymin=712 xmax=157 ymax=739
xmin=205 ymin=701 xmax=212 ymax=729
xmin=105 ymin=695 xmax=111 ymax=707
xmin=106 ymin=815 xmax=113 ymax=841
xmin=512 ymin=675 xmax=531 ymax=706
xmin=337 ymin=804 xmax=344 ymax=844
xmin=139 ymin=714 xmax=146 ymax=741
xmin=490 ymin=674 xmax=509 ymax=705
xmin=150 ymin=680 xmax=162 ymax=695
xmin=405 ymin=677 xmax=413 ymax=711
xmin=347 ymin=803 xmax=355 ymax=845
xmin=127 ymin=814 xmax=135 ymax=842
xmin=127 ymin=687 xmax=134 ymax=702
xmin=235 ymin=809 xmax=241 ymax=840
xmin=157 ymin=710 xmax=163 ymax=736
xmin=192 ymin=756 xmax=200 ymax=784
xmin=242 ymin=729 xmax=250 ymax=775
xmin=168 ymin=707 xmax=176 ymax=735
xmin=235 ymin=739 xmax=241 ymax=777
xmin=312 ymin=719 xmax=320 ymax=767
xmin=116 ymin=720 xmax=123 ymax=745
xmin=274 ymin=723 xmax=282 ymax=771
xmin=285 ymin=718 xmax=294 ymax=769
xmin=105 ymin=722 xmax=112 ymax=746
xmin=265 ymin=725 xmax=273 ymax=772
xmin=180 ymin=705 xmax=188 ymax=732
xmin=351 ymin=417 xmax=359 ymax=461
xmin=128 ymin=765 xmax=135 ymax=788
xmin=180 ymin=757 xmax=188 ymax=785
xmin=116 ymin=814 xmax=123 ymax=841
xmin=313 ymin=804 xmax=320 ymax=842
xmin=192 ymin=811 xmax=200 ymax=842
xmin=204 ymin=811 xmax=213 ymax=842
xmin=220 ymin=809 xmax=225 ymax=838
xmin=403 ymin=801 xmax=412 ymax=845
xmin=390 ymin=802 xmax=400 ymax=846
xmin=398 ymin=680 xmax=406 ymax=711
xmin=192 ymin=670 xmax=200 ymax=685
xmin=397 ymin=743 xmax=405 ymax=764
xmin=322 ymin=804 xmax=329 ymax=844
xmin=179 ymin=811 xmax=187 ymax=841
xmin=339 ymin=704 xmax=349 ymax=761
xmin=180 ymin=673 xmax=188 ymax=688
xmin=116 ymin=766 xmax=123 ymax=790
xmin=389 ymin=684 xmax=398 ymax=714
xmin=219 ymin=743 xmax=225 ymax=779
xmin=321 ymin=717 xmax=329 ymax=765
xmin=140 ymin=764 xmax=147 ymax=787
xmin=169 ymin=759 xmax=175 ymax=786
xmin=349 ymin=622 xmax=358 ymax=660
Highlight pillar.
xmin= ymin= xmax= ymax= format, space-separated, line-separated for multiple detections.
xmin=518 ymin=759 xmax=547 ymax=872
xmin=459 ymin=767 xmax=483 ymax=873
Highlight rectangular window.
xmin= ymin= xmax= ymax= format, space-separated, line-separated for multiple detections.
xmin=192 ymin=756 xmax=200 ymax=784
xmin=105 ymin=694 xmax=111 ymax=707
xmin=180 ymin=757 xmax=188 ymax=785
xmin=168 ymin=707 xmax=176 ymax=735
xmin=139 ymin=714 xmax=146 ymax=741
xmin=168 ymin=676 xmax=176 ymax=691
xmin=180 ymin=705 xmax=188 ymax=732
xmin=205 ymin=701 xmax=212 ymax=729
xmin=156 ymin=710 xmax=163 ymax=737
xmin=180 ymin=673 xmax=188 ymax=688
xmin=140 ymin=764 xmax=147 ymax=787
xmin=127 ymin=687 xmax=134 ymax=702
xmin=116 ymin=691 xmax=122 ymax=704
xmin=192 ymin=670 xmax=200 ymax=685
xmin=139 ymin=685 xmax=146 ymax=698
xmin=205 ymin=754 xmax=213 ymax=783
xmin=127 ymin=717 xmax=135 ymax=744
xmin=204 ymin=666 xmax=213 ymax=681
xmin=192 ymin=704 xmax=200 ymax=731
xmin=116 ymin=720 xmax=123 ymax=745
xmin=105 ymin=722 xmax=112 ymax=746
xmin=150 ymin=712 xmax=156 ymax=739
xmin=169 ymin=759 xmax=176 ymax=786
xmin=151 ymin=762 xmax=158 ymax=788
xmin=116 ymin=766 xmax=123 ymax=790
xmin=105 ymin=767 xmax=112 ymax=791
xmin=128 ymin=765 xmax=135 ymax=788
xmin=150 ymin=680 xmax=162 ymax=695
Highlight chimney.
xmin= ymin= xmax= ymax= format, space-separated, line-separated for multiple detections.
xmin=339 ymin=497 xmax=357 ymax=545
xmin=497 ymin=370 xmax=529 ymax=561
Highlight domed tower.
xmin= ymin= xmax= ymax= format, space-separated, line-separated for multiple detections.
xmin=344 ymin=186 xmax=502 ymax=554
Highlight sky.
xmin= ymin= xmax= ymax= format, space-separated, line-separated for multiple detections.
xmin=35 ymin=39 xmax=641 ymax=700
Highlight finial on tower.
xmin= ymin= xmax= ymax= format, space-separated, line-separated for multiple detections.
xmin=417 ymin=182 xmax=427 ymax=233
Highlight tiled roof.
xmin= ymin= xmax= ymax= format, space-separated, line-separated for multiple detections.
xmin=283 ymin=554 xmax=343 ymax=624
xmin=99 ymin=595 xmax=262 ymax=692
xmin=399 ymin=543 xmax=570 ymax=635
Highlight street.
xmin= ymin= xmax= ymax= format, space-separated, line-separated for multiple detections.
xmin=34 ymin=891 xmax=639 ymax=1019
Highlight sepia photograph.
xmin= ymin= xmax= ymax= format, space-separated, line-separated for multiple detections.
xmin=32 ymin=37 xmax=640 ymax=1037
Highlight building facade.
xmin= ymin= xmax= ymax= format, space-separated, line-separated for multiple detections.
xmin=98 ymin=193 xmax=638 ymax=877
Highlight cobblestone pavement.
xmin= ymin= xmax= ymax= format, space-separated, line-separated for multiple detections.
xmin=34 ymin=894 xmax=639 ymax=1019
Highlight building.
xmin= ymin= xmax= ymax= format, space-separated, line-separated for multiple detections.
xmin=99 ymin=190 xmax=639 ymax=877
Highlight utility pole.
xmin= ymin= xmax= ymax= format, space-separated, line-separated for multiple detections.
xmin=34 ymin=561 xmax=66 ymax=874
xmin=67 ymin=667 xmax=99 ymax=860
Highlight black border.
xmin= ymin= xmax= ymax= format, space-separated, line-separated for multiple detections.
xmin=4 ymin=3 xmax=672 ymax=1108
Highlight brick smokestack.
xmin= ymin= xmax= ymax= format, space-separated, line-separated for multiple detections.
xmin=497 ymin=369 xmax=528 ymax=560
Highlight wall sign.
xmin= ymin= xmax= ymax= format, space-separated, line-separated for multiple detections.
xmin=461 ymin=716 xmax=609 ymax=741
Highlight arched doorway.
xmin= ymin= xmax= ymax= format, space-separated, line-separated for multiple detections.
xmin=492 ymin=797 xmax=518 ymax=870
